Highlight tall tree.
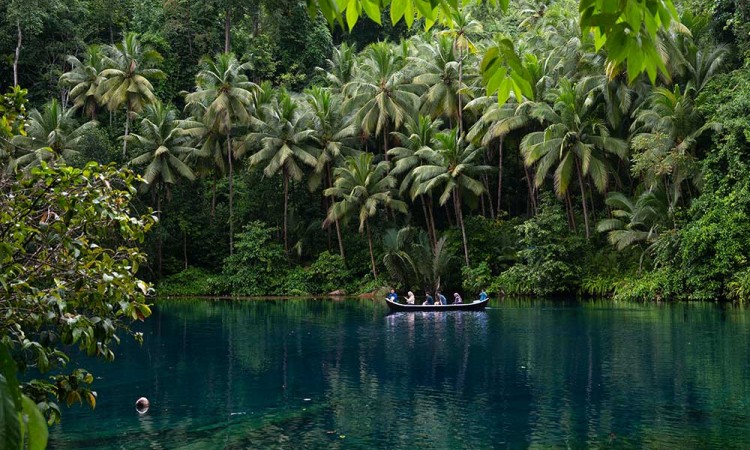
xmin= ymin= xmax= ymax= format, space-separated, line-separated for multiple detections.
xmin=185 ymin=53 xmax=256 ymax=254
xmin=127 ymin=101 xmax=201 ymax=276
xmin=344 ymin=42 xmax=421 ymax=160
xmin=98 ymin=32 xmax=165 ymax=157
xmin=521 ymin=78 xmax=628 ymax=238
xmin=245 ymin=90 xmax=318 ymax=253
xmin=324 ymin=153 xmax=407 ymax=278
xmin=413 ymin=128 xmax=492 ymax=266
xmin=306 ymin=86 xmax=357 ymax=259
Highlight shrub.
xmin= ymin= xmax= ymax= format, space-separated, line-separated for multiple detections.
xmin=157 ymin=267 xmax=218 ymax=296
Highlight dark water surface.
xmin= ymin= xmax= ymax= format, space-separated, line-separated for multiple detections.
xmin=48 ymin=298 xmax=750 ymax=449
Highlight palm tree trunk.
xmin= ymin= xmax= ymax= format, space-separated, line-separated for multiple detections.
xmin=421 ymin=195 xmax=436 ymax=249
xmin=427 ymin=199 xmax=437 ymax=243
xmin=575 ymin=158 xmax=591 ymax=239
xmin=497 ymin=137 xmax=503 ymax=214
xmin=13 ymin=19 xmax=21 ymax=87
xmin=455 ymin=190 xmax=470 ymax=266
xmin=457 ymin=46 xmax=464 ymax=135
xmin=383 ymin=123 xmax=389 ymax=162
xmin=283 ymin=167 xmax=289 ymax=253
xmin=327 ymin=163 xmax=345 ymax=260
xmin=565 ymin=192 xmax=577 ymax=232
xmin=183 ymin=228 xmax=188 ymax=270
xmin=210 ymin=175 xmax=217 ymax=223
xmin=227 ymin=135 xmax=234 ymax=255
xmin=156 ymin=186 xmax=163 ymax=278
xmin=365 ymin=219 xmax=377 ymax=278
xmin=122 ymin=105 xmax=130 ymax=157
xmin=523 ymin=164 xmax=537 ymax=215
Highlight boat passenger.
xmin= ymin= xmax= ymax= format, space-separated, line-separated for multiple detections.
xmin=387 ymin=289 xmax=398 ymax=302
xmin=437 ymin=292 xmax=447 ymax=305
xmin=423 ymin=292 xmax=435 ymax=305
xmin=479 ymin=290 xmax=488 ymax=301
xmin=406 ymin=291 xmax=415 ymax=305
xmin=454 ymin=293 xmax=462 ymax=304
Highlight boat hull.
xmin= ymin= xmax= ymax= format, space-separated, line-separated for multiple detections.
xmin=384 ymin=298 xmax=489 ymax=312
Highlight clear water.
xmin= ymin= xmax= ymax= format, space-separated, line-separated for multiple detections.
xmin=48 ymin=298 xmax=750 ymax=449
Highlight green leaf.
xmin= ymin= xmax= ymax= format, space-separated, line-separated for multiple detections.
xmin=21 ymin=396 xmax=48 ymax=450
xmin=361 ymin=0 xmax=382 ymax=24
xmin=346 ymin=0 xmax=359 ymax=30
xmin=390 ymin=0 xmax=407 ymax=23
xmin=0 ymin=344 xmax=21 ymax=450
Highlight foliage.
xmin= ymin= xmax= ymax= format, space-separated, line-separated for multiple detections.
xmin=492 ymin=194 xmax=584 ymax=295
xmin=157 ymin=267 xmax=218 ymax=297
xmin=0 ymin=162 xmax=155 ymax=429
xmin=216 ymin=221 xmax=289 ymax=296
xmin=461 ymin=261 xmax=491 ymax=293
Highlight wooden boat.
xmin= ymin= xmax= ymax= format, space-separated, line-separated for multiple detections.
xmin=384 ymin=297 xmax=489 ymax=312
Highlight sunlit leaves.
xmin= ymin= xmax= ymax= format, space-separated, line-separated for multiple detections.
xmin=481 ymin=36 xmax=534 ymax=105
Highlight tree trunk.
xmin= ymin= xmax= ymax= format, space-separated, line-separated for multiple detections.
xmin=156 ymin=187 xmax=163 ymax=278
xmin=123 ymin=105 xmax=130 ymax=157
xmin=283 ymin=167 xmax=289 ymax=253
xmin=183 ymin=228 xmax=188 ymax=270
xmin=327 ymin=163 xmax=345 ymax=260
xmin=383 ymin=122 xmax=389 ymax=162
xmin=13 ymin=19 xmax=21 ymax=87
xmin=565 ymin=192 xmax=577 ymax=232
xmin=210 ymin=175 xmax=217 ymax=223
xmin=455 ymin=190 xmax=470 ymax=266
xmin=365 ymin=219 xmax=377 ymax=278
xmin=457 ymin=46 xmax=464 ymax=135
xmin=421 ymin=195 xmax=436 ymax=249
xmin=575 ymin=158 xmax=591 ymax=239
xmin=227 ymin=136 xmax=234 ymax=255
xmin=224 ymin=2 xmax=231 ymax=53
xmin=523 ymin=164 xmax=537 ymax=215
xmin=497 ymin=137 xmax=503 ymax=214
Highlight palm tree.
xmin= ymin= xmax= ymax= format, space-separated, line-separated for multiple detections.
xmin=597 ymin=189 xmax=671 ymax=268
xmin=324 ymin=153 xmax=407 ymax=278
xmin=184 ymin=52 xmax=256 ymax=254
xmin=630 ymin=84 xmax=719 ymax=206
xmin=413 ymin=128 xmax=492 ymax=266
xmin=98 ymin=32 xmax=165 ymax=157
xmin=9 ymin=99 xmax=97 ymax=172
xmin=306 ymin=86 xmax=357 ymax=258
xmin=411 ymin=35 xmax=465 ymax=127
xmin=127 ymin=102 xmax=201 ymax=277
xmin=343 ymin=42 xmax=421 ymax=160
xmin=521 ymin=78 xmax=627 ymax=238
xmin=60 ymin=44 xmax=106 ymax=119
xmin=245 ymin=90 xmax=318 ymax=253
xmin=316 ymin=42 xmax=358 ymax=92
xmin=382 ymin=227 xmax=453 ymax=293
xmin=388 ymin=115 xmax=443 ymax=247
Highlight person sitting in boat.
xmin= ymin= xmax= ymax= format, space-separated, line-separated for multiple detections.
xmin=437 ymin=292 xmax=447 ymax=305
xmin=454 ymin=293 xmax=463 ymax=304
xmin=479 ymin=290 xmax=488 ymax=301
xmin=423 ymin=292 xmax=435 ymax=305
xmin=406 ymin=291 xmax=415 ymax=305
xmin=387 ymin=289 xmax=398 ymax=302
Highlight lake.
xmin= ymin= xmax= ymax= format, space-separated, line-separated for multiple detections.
xmin=48 ymin=298 xmax=750 ymax=449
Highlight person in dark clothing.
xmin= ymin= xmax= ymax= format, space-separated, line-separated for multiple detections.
xmin=387 ymin=289 xmax=398 ymax=302
xmin=423 ymin=292 xmax=435 ymax=305
xmin=437 ymin=292 xmax=447 ymax=305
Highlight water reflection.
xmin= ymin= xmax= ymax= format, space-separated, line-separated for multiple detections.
xmin=49 ymin=298 xmax=750 ymax=449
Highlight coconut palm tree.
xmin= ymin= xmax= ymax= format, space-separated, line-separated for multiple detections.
xmin=245 ymin=90 xmax=318 ymax=253
xmin=306 ymin=86 xmax=357 ymax=258
xmin=127 ymin=101 xmax=201 ymax=277
xmin=597 ymin=189 xmax=671 ymax=268
xmin=9 ymin=99 xmax=97 ymax=172
xmin=388 ymin=115 xmax=443 ymax=247
xmin=343 ymin=41 xmax=421 ymax=160
xmin=324 ymin=153 xmax=407 ymax=278
xmin=629 ymin=84 xmax=719 ymax=206
xmin=382 ymin=227 xmax=453 ymax=293
xmin=184 ymin=52 xmax=256 ymax=254
xmin=98 ymin=32 xmax=165 ymax=157
xmin=316 ymin=42 xmax=358 ymax=92
xmin=413 ymin=128 xmax=492 ymax=266
xmin=59 ymin=44 xmax=106 ymax=119
xmin=411 ymin=35 xmax=466 ymax=127
xmin=521 ymin=78 xmax=628 ymax=238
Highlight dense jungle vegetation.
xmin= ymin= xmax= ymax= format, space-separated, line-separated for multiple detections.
xmin=1 ymin=0 xmax=749 ymax=304
xmin=1 ymin=0 xmax=750 ymax=445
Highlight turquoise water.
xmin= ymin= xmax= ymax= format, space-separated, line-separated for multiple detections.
xmin=48 ymin=298 xmax=750 ymax=449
